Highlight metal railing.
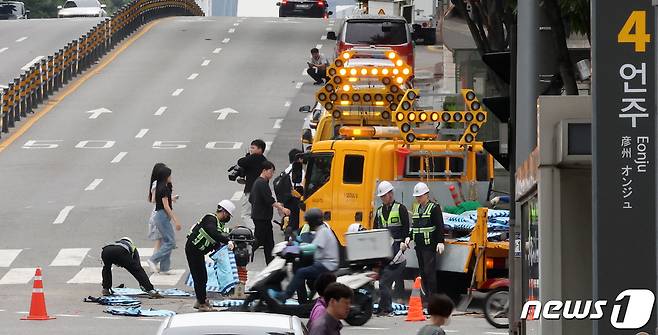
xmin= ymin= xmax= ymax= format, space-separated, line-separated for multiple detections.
xmin=0 ymin=0 xmax=204 ymax=137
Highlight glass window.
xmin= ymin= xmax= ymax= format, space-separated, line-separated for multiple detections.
xmin=0 ymin=3 xmax=19 ymax=14
xmin=343 ymin=155 xmax=364 ymax=184
xmin=64 ymin=1 xmax=78 ymax=8
xmin=304 ymin=154 xmax=333 ymax=198
xmin=345 ymin=20 xmax=408 ymax=45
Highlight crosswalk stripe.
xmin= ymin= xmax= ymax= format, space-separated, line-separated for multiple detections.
xmin=0 ymin=268 xmax=36 ymax=284
xmin=50 ymin=248 xmax=90 ymax=267
xmin=67 ymin=267 xmax=102 ymax=284
xmin=138 ymin=248 xmax=154 ymax=257
xmin=0 ymin=249 xmax=22 ymax=267
xmin=149 ymin=269 xmax=186 ymax=286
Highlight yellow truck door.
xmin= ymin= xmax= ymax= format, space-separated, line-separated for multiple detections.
xmin=333 ymin=150 xmax=369 ymax=244
xmin=303 ymin=152 xmax=334 ymax=224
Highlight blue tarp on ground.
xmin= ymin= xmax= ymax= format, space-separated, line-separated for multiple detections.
xmin=84 ymin=295 xmax=141 ymax=307
xmin=111 ymin=287 xmax=193 ymax=297
xmin=104 ymin=306 xmax=175 ymax=317
xmin=186 ymin=246 xmax=239 ymax=294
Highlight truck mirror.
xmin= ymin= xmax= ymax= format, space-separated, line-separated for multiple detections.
xmin=326 ymin=31 xmax=337 ymax=40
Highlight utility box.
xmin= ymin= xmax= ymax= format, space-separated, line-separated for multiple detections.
xmin=345 ymin=229 xmax=393 ymax=261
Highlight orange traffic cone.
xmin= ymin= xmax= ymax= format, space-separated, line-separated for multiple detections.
xmin=405 ymin=276 xmax=425 ymax=321
xmin=21 ymin=267 xmax=55 ymax=320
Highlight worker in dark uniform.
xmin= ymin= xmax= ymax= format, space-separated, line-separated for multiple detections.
xmin=405 ymin=182 xmax=445 ymax=298
xmin=185 ymin=200 xmax=236 ymax=312
xmin=374 ymin=181 xmax=411 ymax=315
xmin=101 ymin=237 xmax=163 ymax=298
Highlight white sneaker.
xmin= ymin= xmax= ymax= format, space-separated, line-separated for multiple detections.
xmin=147 ymin=259 xmax=159 ymax=273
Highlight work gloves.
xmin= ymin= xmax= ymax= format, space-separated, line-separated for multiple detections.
xmin=436 ymin=243 xmax=445 ymax=254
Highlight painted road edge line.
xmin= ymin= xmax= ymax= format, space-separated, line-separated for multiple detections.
xmin=111 ymin=152 xmax=127 ymax=163
xmin=187 ymin=73 xmax=199 ymax=80
xmin=154 ymin=106 xmax=167 ymax=116
xmin=172 ymin=88 xmax=184 ymax=96
xmin=53 ymin=206 xmax=75 ymax=224
xmin=135 ymin=128 xmax=149 ymax=138
xmin=84 ymin=179 xmax=103 ymax=191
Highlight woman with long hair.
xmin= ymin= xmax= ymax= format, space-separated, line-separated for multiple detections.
xmin=147 ymin=163 xmax=167 ymax=252
xmin=147 ymin=166 xmax=182 ymax=274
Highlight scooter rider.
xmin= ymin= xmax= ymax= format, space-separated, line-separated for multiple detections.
xmin=101 ymin=237 xmax=163 ymax=298
xmin=185 ymin=200 xmax=236 ymax=312
xmin=405 ymin=182 xmax=445 ymax=298
xmin=269 ymin=208 xmax=339 ymax=303
xmin=374 ymin=181 xmax=410 ymax=315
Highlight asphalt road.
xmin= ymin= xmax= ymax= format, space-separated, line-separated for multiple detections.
xmin=0 ymin=14 xmax=505 ymax=335
xmin=0 ymin=18 xmax=104 ymax=85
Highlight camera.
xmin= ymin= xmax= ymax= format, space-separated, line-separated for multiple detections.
xmin=227 ymin=164 xmax=246 ymax=184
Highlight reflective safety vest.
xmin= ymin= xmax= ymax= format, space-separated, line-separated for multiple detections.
xmin=188 ymin=213 xmax=226 ymax=253
xmin=411 ymin=202 xmax=436 ymax=246
xmin=113 ymin=239 xmax=137 ymax=257
xmin=377 ymin=203 xmax=402 ymax=228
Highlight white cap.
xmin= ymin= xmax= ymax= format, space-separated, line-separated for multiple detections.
xmin=413 ymin=182 xmax=430 ymax=197
xmin=218 ymin=200 xmax=236 ymax=217
xmin=376 ymin=181 xmax=394 ymax=197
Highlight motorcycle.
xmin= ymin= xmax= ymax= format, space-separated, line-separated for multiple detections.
xmin=237 ymin=241 xmax=376 ymax=326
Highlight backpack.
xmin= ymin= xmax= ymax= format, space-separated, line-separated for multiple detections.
xmin=273 ymin=170 xmax=293 ymax=203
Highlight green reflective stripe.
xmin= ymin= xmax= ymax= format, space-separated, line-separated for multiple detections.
xmin=378 ymin=203 xmax=401 ymax=228
xmin=411 ymin=227 xmax=435 ymax=244
xmin=192 ymin=228 xmax=217 ymax=251
xmin=411 ymin=202 xmax=435 ymax=219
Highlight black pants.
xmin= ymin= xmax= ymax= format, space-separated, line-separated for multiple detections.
xmin=284 ymin=197 xmax=300 ymax=232
xmin=101 ymin=245 xmax=153 ymax=291
xmin=185 ymin=240 xmax=208 ymax=305
xmin=307 ymin=67 xmax=327 ymax=83
xmin=253 ymin=220 xmax=274 ymax=264
xmin=379 ymin=260 xmax=406 ymax=313
xmin=416 ymin=247 xmax=437 ymax=297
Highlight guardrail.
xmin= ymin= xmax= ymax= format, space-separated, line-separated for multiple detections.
xmin=0 ymin=0 xmax=204 ymax=137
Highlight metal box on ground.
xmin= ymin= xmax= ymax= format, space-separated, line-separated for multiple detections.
xmin=345 ymin=229 xmax=393 ymax=262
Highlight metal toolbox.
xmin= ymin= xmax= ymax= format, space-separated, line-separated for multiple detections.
xmin=344 ymin=229 xmax=393 ymax=262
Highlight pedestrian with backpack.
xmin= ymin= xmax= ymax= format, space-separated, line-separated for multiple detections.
xmin=274 ymin=148 xmax=305 ymax=237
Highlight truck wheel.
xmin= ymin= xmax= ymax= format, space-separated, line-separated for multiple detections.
xmin=345 ymin=287 xmax=373 ymax=326
xmin=484 ymin=288 xmax=509 ymax=329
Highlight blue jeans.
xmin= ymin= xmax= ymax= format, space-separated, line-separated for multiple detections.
xmin=149 ymin=210 xmax=175 ymax=272
xmin=284 ymin=262 xmax=329 ymax=299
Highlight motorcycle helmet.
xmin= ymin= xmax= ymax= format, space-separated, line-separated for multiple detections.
xmin=304 ymin=208 xmax=324 ymax=228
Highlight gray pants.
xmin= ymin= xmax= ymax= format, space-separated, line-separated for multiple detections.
xmin=241 ymin=192 xmax=254 ymax=230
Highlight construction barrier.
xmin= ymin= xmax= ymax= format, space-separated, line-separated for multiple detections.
xmin=0 ymin=0 xmax=204 ymax=139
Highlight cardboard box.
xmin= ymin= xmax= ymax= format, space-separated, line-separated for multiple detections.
xmin=345 ymin=229 xmax=393 ymax=261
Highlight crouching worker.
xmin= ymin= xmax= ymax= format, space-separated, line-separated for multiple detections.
xmin=185 ymin=200 xmax=236 ymax=312
xmin=101 ymin=237 xmax=163 ymax=298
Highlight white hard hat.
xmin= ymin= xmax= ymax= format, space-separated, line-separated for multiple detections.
xmin=376 ymin=181 xmax=394 ymax=197
xmin=218 ymin=200 xmax=236 ymax=217
xmin=413 ymin=182 xmax=430 ymax=197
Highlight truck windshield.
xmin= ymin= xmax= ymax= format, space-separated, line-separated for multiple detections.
xmin=304 ymin=153 xmax=333 ymax=197
xmin=0 ymin=4 xmax=19 ymax=15
xmin=345 ymin=20 xmax=408 ymax=45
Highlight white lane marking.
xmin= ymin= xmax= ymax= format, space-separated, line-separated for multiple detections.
xmin=149 ymin=269 xmax=186 ymax=286
xmin=302 ymin=68 xmax=308 ymax=76
xmin=135 ymin=128 xmax=149 ymax=138
xmin=484 ymin=332 xmax=507 ymax=335
xmin=138 ymin=248 xmax=154 ymax=257
xmin=0 ymin=268 xmax=36 ymax=284
xmin=0 ymin=309 xmax=5 ymax=312
xmin=295 ymin=82 xmax=303 ymax=89
xmin=231 ymin=191 xmax=243 ymax=201
xmin=213 ymin=108 xmax=239 ymax=120
xmin=316 ymin=44 xmax=322 ymax=49
xmin=357 ymin=328 xmax=390 ymax=331
xmin=21 ymin=56 xmax=43 ymax=71
xmin=138 ymin=318 xmax=164 ymax=322
xmin=15 ymin=36 xmax=28 ymax=42
xmin=50 ymin=248 xmax=90 ymax=266
xmin=233 ymin=23 xmax=239 ymax=26
xmin=16 ymin=311 xmax=28 ymax=314
xmin=213 ymin=48 xmax=222 ymax=54
xmin=320 ymin=35 xmax=327 ymax=40
xmin=53 ymin=206 xmax=75 ymax=224
xmin=444 ymin=330 xmax=460 ymax=333
xmin=96 ymin=316 xmax=122 ymax=320
xmin=222 ymin=38 xmax=230 ymax=44
xmin=205 ymin=141 xmax=242 ymax=150
xmin=86 ymin=108 xmax=112 ymax=119
xmin=56 ymin=314 xmax=81 ymax=318
xmin=111 ymin=152 xmax=127 ymax=163
xmin=0 ymin=249 xmax=22 ymax=267
xmin=265 ymin=141 xmax=273 ymax=154
xmin=67 ymin=267 xmax=102 ymax=284
xmin=228 ymin=28 xmax=235 ymax=33
xmin=0 ymin=47 xmax=8 ymax=54
xmin=75 ymin=140 xmax=115 ymax=149
xmin=154 ymin=106 xmax=167 ymax=116
xmin=273 ymin=119 xmax=283 ymax=129
xmin=284 ymin=101 xmax=291 ymax=107
xmin=187 ymin=73 xmax=199 ymax=80
xmin=202 ymin=59 xmax=211 ymax=66
xmin=84 ymin=179 xmax=103 ymax=191
xmin=172 ymin=88 xmax=184 ymax=96
xmin=325 ymin=27 xmax=331 ymax=31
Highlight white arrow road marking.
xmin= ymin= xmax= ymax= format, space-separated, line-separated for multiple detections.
xmin=273 ymin=119 xmax=283 ymax=129
xmin=222 ymin=38 xmax=230 ymax=44
xmin=21 ymin=56 xmax=43 ymax=71
xmin=84 ymin=179 xmax=103 ymax=191
xmin=231 ymin=191 xmax=243 ymax=201
xmin=295 ymin=82 xmax=303 ymax=89
xmin=0 ymin=249 xmax=22 ymax=267
xmin=0 ymin=47 xmax=8 ymax=54
xmin=135 ymin=128 xmax=149 ymax=138
xmin=213 ymin=48 xmax=222 ymax=54
xmin=50 ymin=248 xmax=90 ymax=266
xmin=154 ymin=106 xmax=167 ymax=116
xmin=111 ymin=152 xmax=127 ymax=163
xmin=15 ymin=36 xmax=27 ymax=42
xmin=187 ymin=73 xmax=199 ymax=80
xmin=0 ymin=268 xmax=36 ymax=284
xmin=172 ymin=88 xmax=184 ymax=96
xmin=86 ymin=108 xmax=112 ymax=119
xmin=316 ymin=44 xmax=322 ymax=49
xmin=53 ymin=206 xmax=75 ymax=224
xmin=213 ymin=108 xmax=239 ymax=120
xmin=228 ymin=28 xmax=235 ymax=33
xmin=202 ymin=59 xmax=211 ymax=66
xmin=284 ymin=101 xmax=291 ymax=107
xmin=67 ymin=267 xmax=102 ymax=284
